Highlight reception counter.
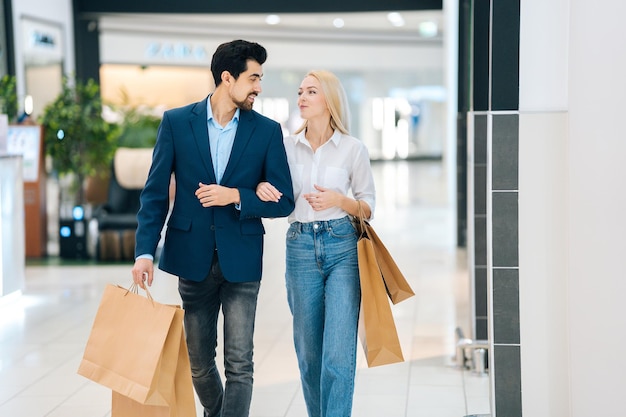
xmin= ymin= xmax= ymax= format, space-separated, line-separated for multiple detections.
xmin=0 ymin=154 xmax=25 ymax=300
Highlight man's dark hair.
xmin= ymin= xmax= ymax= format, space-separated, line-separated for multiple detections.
xmin=211 ymin=40 xmax=267 ymax=87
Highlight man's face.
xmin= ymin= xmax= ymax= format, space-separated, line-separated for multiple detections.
xmin=229 ymin=60 xmax=263 ymax=111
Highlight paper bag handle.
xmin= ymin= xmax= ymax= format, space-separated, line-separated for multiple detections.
xmin=124 ymin=282 xmax=155 ymax=305
xmin=356 ymin=200 xmax=368 ymax=238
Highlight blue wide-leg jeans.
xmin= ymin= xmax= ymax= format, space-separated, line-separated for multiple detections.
xmin=178 ymin=253 xmax=260 ymax=417
xmin=286 ymin=216 xmax=360 ymax=417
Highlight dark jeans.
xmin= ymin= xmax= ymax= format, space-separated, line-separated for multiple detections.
xmin=178 ymin=253 xmax=261 ymax=417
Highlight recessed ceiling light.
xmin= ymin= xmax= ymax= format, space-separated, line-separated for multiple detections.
xmin=333 ymin=18 xmax=345 ymax=28
xmin=387 ymin=12 xmax=405 ymax=27
xmin=265 ymin=15 xmax=280 ymax=25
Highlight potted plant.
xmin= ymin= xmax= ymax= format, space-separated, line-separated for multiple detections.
xmin=0 ymin=74 xmax=18 ymax=122
xmin=39 ymin=76 xmax=119 ymax=207
xmin=39 ymin=76 xmax=119 ymax=259
xmin=115 ymin=102 xmax=160 ymax=149
xmin=83 ymin=97 xmax=161 ymax=205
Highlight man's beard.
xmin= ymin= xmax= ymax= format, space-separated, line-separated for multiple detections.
xmin=233 ymin=93 xmax=255 ymax=111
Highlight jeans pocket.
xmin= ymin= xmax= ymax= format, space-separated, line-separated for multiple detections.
xmin=286 ymin=224 xmax=300 ymax=241
xmin=328 ymin=220 xmax=357 ymax=239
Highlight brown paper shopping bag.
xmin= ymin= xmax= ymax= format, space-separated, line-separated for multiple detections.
xmin=357 ymin=223 xmax=405 ymax=367
xmin=355 ymin=201 xmax=415 ymax=305
xmin=112 ymin=393 xmax=171 ymax=417
xmin=111 ymin=321 xmax=196 ymax=417
xmin=77 ymin=283 xmax=194 ymax=415
xmin=367 ymin=225 xmax=415 ymax=304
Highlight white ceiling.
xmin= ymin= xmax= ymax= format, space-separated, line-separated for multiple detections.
xmin=98 ymin=10 xmax=444 ymax=43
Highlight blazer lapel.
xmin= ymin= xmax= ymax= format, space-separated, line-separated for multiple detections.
xmin=220 ymin=110 xmax=255 ymax=185
xmin=190 ymin=98 xmax=217 ymax=183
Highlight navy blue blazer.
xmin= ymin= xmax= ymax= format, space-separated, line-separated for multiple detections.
xmin=135 ymin=98 xmax=295 ymax=282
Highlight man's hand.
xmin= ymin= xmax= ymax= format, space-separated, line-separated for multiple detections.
xmin=132 ymin=258 xmax=154 ymax=289
xmin=196 ymin=182 xmax=240 ymax=207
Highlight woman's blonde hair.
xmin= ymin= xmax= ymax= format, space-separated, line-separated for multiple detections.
xmin=295 ymin=70 xmax=350 ymax=135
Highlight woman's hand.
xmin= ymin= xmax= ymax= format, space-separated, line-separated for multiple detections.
xmin=303 ymin=184 xmax=341 ymax=211
xmin=256 ymin=181 xmax=282 ymax=202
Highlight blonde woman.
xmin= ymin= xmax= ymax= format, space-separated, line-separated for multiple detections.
xmin=257 ymin=70 xmax=375 ymax=417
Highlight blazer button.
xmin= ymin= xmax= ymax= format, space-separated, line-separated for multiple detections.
xmin=210 ymin=225 xmax=215 ymax=231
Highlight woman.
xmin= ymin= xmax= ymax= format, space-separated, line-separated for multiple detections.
xmin=256 ymin=70 xmax=376 ymax=417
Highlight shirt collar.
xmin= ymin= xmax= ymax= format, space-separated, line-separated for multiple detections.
xmin=294 ymin=129 xmax=342 ymax=147
xmin=206 ymin=95 xmax=240 ymax=125
xmin=329 ymin=130 xmax=342 ymax=145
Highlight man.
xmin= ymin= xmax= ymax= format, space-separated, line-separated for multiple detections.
xmin=131 ymin=39 xmax=295 ymax=417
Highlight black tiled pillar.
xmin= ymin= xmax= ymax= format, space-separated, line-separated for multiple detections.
xmin=456 ymin=0 xmax=472 ymax=248
xmin=472 ymin=114 xmax=488 ymax=341
xmin=464 ymin=0 xmax=522 ymax=415
xmin=491 ymin=115 xmax=521 ymax=417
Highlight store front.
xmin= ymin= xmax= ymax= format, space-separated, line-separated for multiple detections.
xmin=97 ymin=12 xmax=446 ymax=160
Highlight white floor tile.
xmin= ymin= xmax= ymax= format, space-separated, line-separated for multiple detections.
xmin=0 ymin=160 xmax=490 ymax=416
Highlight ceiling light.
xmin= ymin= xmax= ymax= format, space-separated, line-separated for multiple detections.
xmin=333 ymin=18 xmax=345 ymax=28
xmin=387 ymin=12 xmax=405 ymax=27
xmin=419 ymin=21 xmax=438 ymax=37
xmin=265 ymin=15 xmax=280 ymax=25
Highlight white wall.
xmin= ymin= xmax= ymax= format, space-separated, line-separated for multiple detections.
xmin=568 ymin=1 xmax=626 ymax=415
xmin=11 ymin=0 xmax=74 ymax=112
xmin=443 ymin=0 xmax=458 ymax=225
xmin=519 ymin=0 xmax=569 ymax=112
xmin=518 ymin=112 xmax=569 ymax=417
xmin=520 ymin=0 xmax=626 ymax=416
xmin=518 ymin=1 xmax=571 ymax=416
xmin=99 ymin=30 xmax=443 ymax=72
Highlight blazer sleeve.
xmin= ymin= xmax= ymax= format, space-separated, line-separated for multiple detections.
xmin=238 ymin=121 xmax=295 ymax=219
xmin=134 ymin=113 xmax=175 ymax=258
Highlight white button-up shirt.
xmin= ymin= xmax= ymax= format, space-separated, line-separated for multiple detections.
xmin=285 ymin=129 xmax=376 ymax=224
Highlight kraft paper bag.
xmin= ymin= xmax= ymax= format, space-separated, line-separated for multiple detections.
xmin=367 ymin=225 xmax=415 ymax=304
xmin=354 ymin=201 xmax=415 ymax=305
xmin=111 ymin=321 xmax=196 ymax=417
xmin=112 ymin=393 xmax=171 ymax=417
xmin=357 ymin=227 xmax=405 ymax=367
xmin=77 ymin=284 xmax=194 ymax=414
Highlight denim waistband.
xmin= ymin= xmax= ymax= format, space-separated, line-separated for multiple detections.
xmin=290 ymin=216 xmax=353 ymax=233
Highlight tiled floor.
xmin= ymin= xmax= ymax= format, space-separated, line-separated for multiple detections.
xmin=0 ymin=160 xmax=490 ymax=416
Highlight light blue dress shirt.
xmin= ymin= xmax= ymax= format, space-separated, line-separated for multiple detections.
xmin=136 ymin=97 xmax=240 ymax=262
xmin=207 ymin=96 xmax=239 ymax=184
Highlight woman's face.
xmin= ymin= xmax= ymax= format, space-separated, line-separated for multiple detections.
xmin=297 ymin=75 xmax=329 ymax=121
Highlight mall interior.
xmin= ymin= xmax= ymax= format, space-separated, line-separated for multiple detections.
xmin=1 ymin=0 xmax=625 ymax=416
